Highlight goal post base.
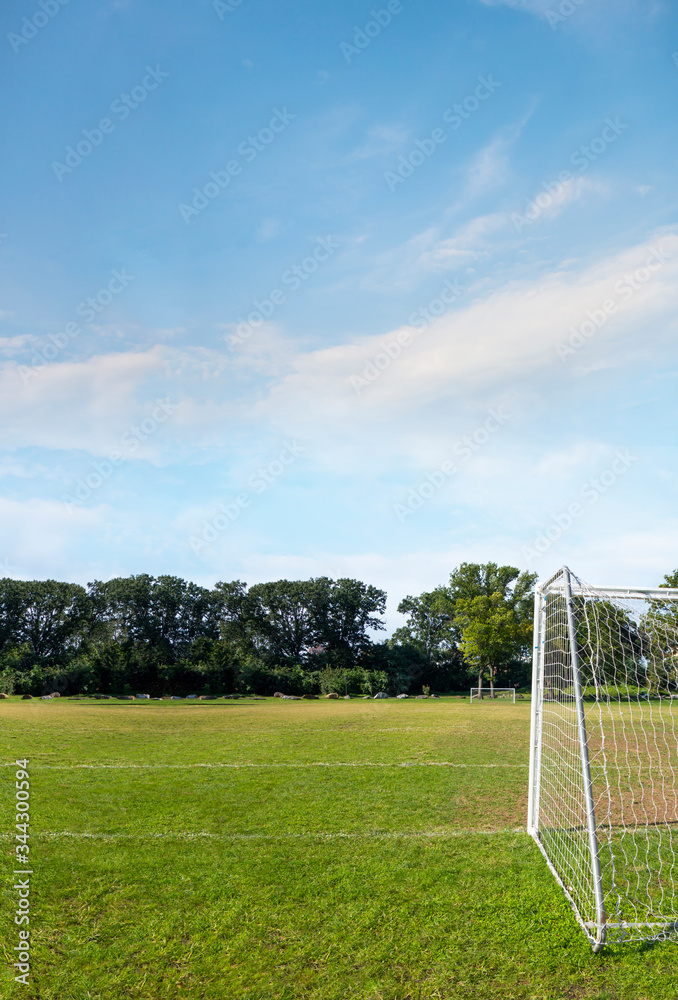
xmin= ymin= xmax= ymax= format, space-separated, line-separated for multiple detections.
xmin=529 ymin=828 xmax=606 ymax=951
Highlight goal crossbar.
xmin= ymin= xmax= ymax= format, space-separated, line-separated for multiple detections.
xmin=543 ymin=583 xmax=678 ymax=600
xmin=528 ymin=566 xmax=678 ymax=950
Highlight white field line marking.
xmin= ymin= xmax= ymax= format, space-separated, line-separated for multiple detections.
xmin=1 ymin=762 xmax=528 ymax=769
xmin=0 ymin=829 xmax=526 ymax=841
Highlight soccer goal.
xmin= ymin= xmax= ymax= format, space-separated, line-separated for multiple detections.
xmin=528 ymin=566 xmax=678 ymax=950
xmin=470 ymin=687 xmax=515 ymax=702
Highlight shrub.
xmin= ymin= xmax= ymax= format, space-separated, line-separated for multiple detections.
xmin=318 ymin=667 xmax=389 ymax=697
xmin=237 ymin=661 xmax=321 ymax=697
xmin=0 ymin=669 xmax=16 ymax=695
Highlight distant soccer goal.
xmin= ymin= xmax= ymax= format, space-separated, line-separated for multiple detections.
xmin=470 ymin=687 xmax=515 ymax=702
xmin=528 ymin=566 xmax=678 ymax=951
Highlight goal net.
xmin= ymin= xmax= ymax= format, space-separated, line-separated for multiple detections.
xmin=528 ymin=566 xmax=678 ymax=950
xmin=470 ymin=687 xmax=515 ymax=702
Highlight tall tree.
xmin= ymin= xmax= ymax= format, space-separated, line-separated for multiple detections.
xmin=0 ymin=579 xmax=29 ymax=654
xmin=87 ymin=575 xmax=221 ymax=661
xmin=310 ymin=577 xmax=386 ymax=667
xmin=0 ymin=579 xmax=88 ymax=662
xmin=245 ymin=580 xmax=317 ymax=662
xmin=447 ymin=563 xmax=537 ymax=697
xmin=213 ymin=578 xmax=387 ymax=667
xmin=213 ymin=580 xmax=256 ymax=651
xmin=393 ymin=587 xmax=457 ymax=662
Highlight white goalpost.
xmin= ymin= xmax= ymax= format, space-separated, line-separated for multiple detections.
xmin=470 ymin=687 xmax=515 ymax=702
xmin=528 ymin=566 xmax=678 ymax=950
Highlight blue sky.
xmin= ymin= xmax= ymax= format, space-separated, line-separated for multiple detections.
xmin=1 ymin=0 xmax=677 ymax=629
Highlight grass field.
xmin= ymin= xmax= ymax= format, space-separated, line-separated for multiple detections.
xmin=2 ymin=697 xmax=678 ymax=1000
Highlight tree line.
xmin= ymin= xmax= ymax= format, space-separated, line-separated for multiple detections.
xmin=0 ymin=563 xmax=534 ymax=697
xmin=1 ymin=564 xmax=675 ymax=698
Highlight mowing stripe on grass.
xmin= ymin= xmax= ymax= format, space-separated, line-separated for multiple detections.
xmin=1 ymin=761 xmax=528 ymax=769
xmin=0 ymin=828 xmax=526 ymax=840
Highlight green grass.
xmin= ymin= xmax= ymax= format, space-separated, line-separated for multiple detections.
xmin=1 ymin=697 xmax=678 ymax=999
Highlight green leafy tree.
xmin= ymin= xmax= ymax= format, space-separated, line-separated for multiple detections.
xmin=87 ymin=575 xmax=221 ymax=660
xmin=310 ymin=577 xmax=386 ymax=668
xmin=393 ymin=587 xmax=457 ymax=661
xmin=245 ymin=580 xmax=317 ymax=662
xmin=83 ymin=575 xmax=222 ymax=693
xmin=0 ymin=579 xmax=88 ymax=662
xmin=216 ymin=578 xmax=387 ymax=669
xmin=448 ymin=563 xmax=537 ymax=697
xmin=213 ymin=580 xmax=259 ymax=652
xmin=0 ymin=579 xmax=29 ymax=654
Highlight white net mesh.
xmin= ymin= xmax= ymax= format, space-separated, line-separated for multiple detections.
xmin=531 ymin=567 xmax=678 ymax=948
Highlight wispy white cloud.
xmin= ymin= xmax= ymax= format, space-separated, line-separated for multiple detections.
xmin=362 ymin=218 xmax=497 ymax=292
xmin=465 ymin=134 xmax=512 ymax=196
xmin=477 ymin=0 xmax=553 ymax=10
xmin=260 ymin=230 xmax=678 ymax=470
xmin=0 ymin=496 xmax=108 ymax=572
xmin=535 ymin=442 xmax=610 ymax=479
xmin=476 ymin=0 xmax=645 ymax=33
xmin=345 ymin=124 xmax=410 ymax=164
xmin=181 ymin=516 xmax=678 ymax=632
xmin=0 ymin=349 xmax=167 ymax=455
xmin=0 ymin=334 xmax=39 ymax=356
xmin=463 ymin=115 xmax=529 ymax=198
xmin=257 ymin=217 xmax=284 ymax=241
xmin=516 ymin=176 xmax=609 ymax=230
xmin=416 ymin=214 xmax=506 ymax=274
xmin=5 ymin=232 xmax=675 ymax=483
